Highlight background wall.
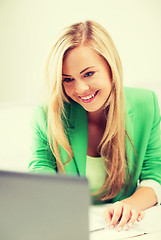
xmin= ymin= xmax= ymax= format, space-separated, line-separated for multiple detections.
xmin=0 ymin=0 xmax=161 ymax=104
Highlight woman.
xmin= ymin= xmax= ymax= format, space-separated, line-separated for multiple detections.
xmin=29 ymin=20 xmax=161 ymax=231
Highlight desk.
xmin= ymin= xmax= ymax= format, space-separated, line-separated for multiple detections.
xmin=124 ymin=231 xmax=161 ymax=240
xmin=90 ymin=231 xmax=161 ymax=240
xmin=89 ymin=204 xmax=161 ymax=240
xmin=123 ymin=231 xmax=161 ymax=240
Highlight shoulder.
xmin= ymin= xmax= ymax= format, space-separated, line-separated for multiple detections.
xmin=124 ymin=88 xmax=161 ymax=131
xmin=30 ymin=101 xmax=79 ymax=130
xmin=124 ymin=87 xmax=160 ymax=115
xmin=30 ymin=104 xmax=48 ymax=138
xmin=31 ymin=104 xmax=48 ymax=123
xmin=124 ymin=87 xmax=154 ymax=104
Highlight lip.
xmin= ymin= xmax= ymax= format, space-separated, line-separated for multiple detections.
xmin=79 ymin=90 xmax=99 ymax=103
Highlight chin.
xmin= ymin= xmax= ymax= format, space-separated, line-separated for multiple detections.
xmin=86 ymin=109 xmax=99 ymax=112
xmin=84 ymin=106 xmax=102 ymax=113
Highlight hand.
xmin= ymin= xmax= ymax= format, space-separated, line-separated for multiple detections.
xmin=103 ymin=201 xmax=145 ymax=231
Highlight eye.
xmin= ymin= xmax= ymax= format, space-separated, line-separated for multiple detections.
xmin=63 ymin=77 xmax=74 ymax=83
xmin=84 ymin=71 xmax=95 ymax=78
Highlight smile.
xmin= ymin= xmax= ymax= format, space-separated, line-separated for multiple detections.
xmin=79 ymin=90 xmax=99 ymax=103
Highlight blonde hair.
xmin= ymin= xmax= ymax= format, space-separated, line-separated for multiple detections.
xmin=46 ymin=20 xmax=132 ymax=200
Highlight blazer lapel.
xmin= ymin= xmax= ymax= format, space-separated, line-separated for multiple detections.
xmin=66 ymin=102 xmax=88 ymax=177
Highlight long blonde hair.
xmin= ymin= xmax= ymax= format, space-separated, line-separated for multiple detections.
xmin=46 ymin=20 xmax=132 ymax=200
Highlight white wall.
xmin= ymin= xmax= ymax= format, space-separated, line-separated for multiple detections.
xmin=0 ymin=0 xmax=161 ymax=104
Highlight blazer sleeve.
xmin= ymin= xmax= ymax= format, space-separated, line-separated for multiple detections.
xmin=140 ymin=92 xmax=161 ymax=184
xmin=28 ymin=105 xmax=57 ymax=174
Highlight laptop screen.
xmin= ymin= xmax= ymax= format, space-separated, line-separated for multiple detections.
xmin=0 ymin=170 xmax=90 ymax=240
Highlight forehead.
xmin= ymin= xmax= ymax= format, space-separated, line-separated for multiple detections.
xmin=62 ymin=45 xmax=103 ymax=74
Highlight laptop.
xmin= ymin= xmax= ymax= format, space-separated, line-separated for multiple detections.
xmin=0 ymin=170 xmax=90 ymax=240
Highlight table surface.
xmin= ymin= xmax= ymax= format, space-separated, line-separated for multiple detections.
xmin=124 ymin=231 xmax=161 ymax=240
xmin=90 ymin=230 xmax=161 ymax=240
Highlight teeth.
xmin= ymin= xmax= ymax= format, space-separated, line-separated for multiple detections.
xmin=81 ymin=94 xmax=95 ymax=100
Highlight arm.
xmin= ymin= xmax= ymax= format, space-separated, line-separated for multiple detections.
xmin=121 ymin=186 xmax=157 ymax=210
xmin=28 ymin=105 xmax=57 ymax=174
xmin=104 ymin=91 xmax=161 ymax=231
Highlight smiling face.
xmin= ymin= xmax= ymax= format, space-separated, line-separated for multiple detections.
xmin=62 ymin=45 xmax=112 ymax=113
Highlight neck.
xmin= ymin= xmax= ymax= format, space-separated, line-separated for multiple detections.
xmin=87 ymin=108 xmax=106 ymax=126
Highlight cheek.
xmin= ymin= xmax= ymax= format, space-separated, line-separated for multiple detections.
xmin=99 ymin=76 xmax=112 ymax=89
xmin=106 ymin=81 xmax=112 ymax=94
xmin=107 ymin=78 xmax=112 ymax=88
xmin=63 ymin=84 xmax=73 ymax=97
xmin=105 ymin=73 xmax=112 ymax=88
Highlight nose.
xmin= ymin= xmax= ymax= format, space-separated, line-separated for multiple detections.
xmin=74 ymin=79 xmax=89 ymax=95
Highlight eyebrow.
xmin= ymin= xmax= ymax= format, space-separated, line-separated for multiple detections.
xmin=62 ymin=66 xmax=95 ymax=77
xmin=62 ymin=74 xmax=72 ymax=77
xmin=80 ymin=66 xmax=95 ymax=74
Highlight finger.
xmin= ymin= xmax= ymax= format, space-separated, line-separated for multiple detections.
xmin=117 ymin=205 xmax=131 ymax=231
xmin=110 ymin=203 xmax=123 ymax=228
xmin=127 ymin=209 xmax=139 ymax=228
xmin=103 ymin=207 xmax=114 ymax=224
xmin=137 ymin=211 xmax=145 ymax=222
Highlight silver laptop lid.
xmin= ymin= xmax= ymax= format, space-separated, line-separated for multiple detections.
xmin=0 ymin=170 xmax=89 ymax=240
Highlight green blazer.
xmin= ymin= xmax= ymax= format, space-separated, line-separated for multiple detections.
xmin=28 ymin=87 xmax=161 ymax=202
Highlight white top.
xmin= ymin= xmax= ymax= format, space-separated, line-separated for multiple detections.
xmin=86 ymin=155 xmax=161 ymax=204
